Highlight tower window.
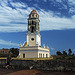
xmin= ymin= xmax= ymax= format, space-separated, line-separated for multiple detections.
xmin=31 ymin=26 xmax=34 ymax=33
xmin=36 ymin=15 xmax=37 ymax=17
xmin=32 ymin=21 xmax=34 ymax=25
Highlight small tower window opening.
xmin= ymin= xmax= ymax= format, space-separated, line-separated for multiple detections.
xmin=31 ymin=38 xmax=34 ymax=41
xmin=37 ymin=15 xmax=38 ymax=18
xmin=32 ymin=21 xmax=34 ymax=25
xmin=32 ymin=21 xmax=36 ymax=25
xmin=36 ymin=15 xmax=37 ymax=17
xmin=31 ymin=26 xmax=34 ymax=33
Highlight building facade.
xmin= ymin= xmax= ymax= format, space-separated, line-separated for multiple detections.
xmin=19 ymin=10 xmax=50 ymax=58
xmin=0 ymin=48 xmax=10 ymax=54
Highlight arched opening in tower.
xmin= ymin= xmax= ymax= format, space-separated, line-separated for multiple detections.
xmin=32 ymin=20 xmax=34 ymax=25
xmin=31 ymin=26 xmax=34 ymax=33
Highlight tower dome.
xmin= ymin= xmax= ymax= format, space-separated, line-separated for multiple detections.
xmin=31 ymin=9 xmax=38 ymax=14
xmin=29 ymin=9 xmax=39 ymax=18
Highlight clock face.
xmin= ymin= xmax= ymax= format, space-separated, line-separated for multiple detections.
xmin=31 ymin=38 xmax=34 ymax=41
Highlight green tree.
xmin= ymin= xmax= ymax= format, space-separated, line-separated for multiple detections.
xmin=72 ymin=53 xmax=74 ymax=56
xmin=10 ymin=48 xmax=19 ymax=57
xmin=63 ymin=50 xmax=67 ymax=56
xmin=68 ymin=49 xmax=72 ymax=55
xmin=56 ymin=51 xmax=62 ymax=55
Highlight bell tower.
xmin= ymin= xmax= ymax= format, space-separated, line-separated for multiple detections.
xmin=19 ymin=9 xmax=50 ymax=58
xmin=27 ymin=10 xmax=41 ymax=46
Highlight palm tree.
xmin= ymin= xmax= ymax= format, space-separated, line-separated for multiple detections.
xmin=68 ymin=49 xmax=72 ymax=55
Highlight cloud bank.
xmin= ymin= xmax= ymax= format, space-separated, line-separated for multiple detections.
xmin=0 ymin=0 xmax=75 ymax=32
xmin=0 ymin=39 xmax=19 ymax=46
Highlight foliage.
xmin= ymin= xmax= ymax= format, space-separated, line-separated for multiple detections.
xmin=68 ymin=49 xmax=72 ymax=55
xmin=10 ymin=48 xmax=19 ymax=57
xmin=0 ymin=53 xmax=8 ymax=57
xmin=56 ymin=51 xmax=62 ymax=55
xmin=56 ymin=48 xmax=75 ymax=60
xmin=63 ymin=50 xmax=67 ymax=56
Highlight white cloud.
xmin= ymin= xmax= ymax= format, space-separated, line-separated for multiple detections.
xmin=10 ymin=2 xmax=27 ymax=8
xmin=0 ymin=39 xmax=19 ymax=46
xmin=56 ymin=0 xmax=75 ymax=4
xmin=69 ymin=7 xmax=75 ymax=14
xmin=0 ymin=24 xmax=27 ymax=32
xmin=43 ymin=0 xmax=47 ymax=2
xmin=56 ymin=0 xmax=62 ymax=3
xmin=39 ymin=9 xmax=75 ymax=30
xmin=0 ymin=0 xmax=34 ymax=32
xmin=68 ymin=0 xmax=75 ymax=4
xmin=0 ymin=0 xmax=75 ymax=32
xmin=51 ymin=47 xmax=55 ymax=50
xmin=68 ymin=0 xmax=75 ymax=13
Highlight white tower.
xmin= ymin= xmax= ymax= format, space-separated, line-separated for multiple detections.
xmin=27 ymin=10 xmax=41 ymax=47
xmin=19 ymin=10 xmax=50 ymax=58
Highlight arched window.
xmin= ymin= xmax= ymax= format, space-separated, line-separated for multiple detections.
xmin=41 ymin=54 xmax=42 ymax=58
xmin=32 ymin=21 xmax=34 ymax=25
xmin=31 ymin=26 xmax=34 ymax=33
xmin=39 ymin=53 xmax=40 ymax=58
xmin=3 ymin=51 xmax=4 ymax=53
xmin=46 ymin=54 xmax=48 ymax=58
xmin=23 ymin=53 xmax=25 ymax=58
xmin=43 ymin=54 xmax=44 ymax=58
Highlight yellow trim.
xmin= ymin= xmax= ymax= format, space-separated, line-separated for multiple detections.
xmin=23 ymin=42 xmax=27 ymax=47
xmin=0 ymin=57 xmax=53 ymax=60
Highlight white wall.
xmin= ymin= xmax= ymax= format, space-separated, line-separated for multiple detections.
xmin=19 ymin=51 xmax=38 ymax=58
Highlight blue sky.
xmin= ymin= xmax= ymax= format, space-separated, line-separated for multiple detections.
xmin=0 ymin=0 xmax=75 ymax=55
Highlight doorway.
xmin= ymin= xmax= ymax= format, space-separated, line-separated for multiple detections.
xmin=23 ymin=53 xmax=25 ymax=58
